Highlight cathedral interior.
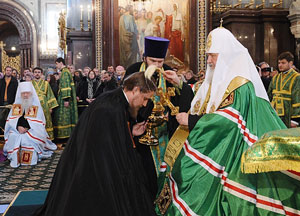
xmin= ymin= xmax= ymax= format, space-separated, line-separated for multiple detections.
xmin=0 ymin=0 xmax=298 ymax=75
xmin=0 ymin=0 xmax=299 ymax=215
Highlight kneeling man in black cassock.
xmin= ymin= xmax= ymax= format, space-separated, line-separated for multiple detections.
xmin=35 ymin=71 xmax=157 ymax=216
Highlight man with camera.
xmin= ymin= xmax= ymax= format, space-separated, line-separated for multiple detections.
xmin=258 ymin=61 xmax=272 ymax=91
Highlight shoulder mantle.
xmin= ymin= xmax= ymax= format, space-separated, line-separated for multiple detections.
xmin=218 ymin=76 xmax=249 ymax=109
xmin=221 ymin=76 xmax=249 ymax=102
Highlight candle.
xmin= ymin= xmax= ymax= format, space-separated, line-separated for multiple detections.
xmin=88 ymin=5 xmax=90 ymax=21
xmin=80 ymin=5 xmax=83 ymax=20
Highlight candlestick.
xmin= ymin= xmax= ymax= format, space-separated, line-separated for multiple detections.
xmin=88 ymin=20 xmax=91 ymax=31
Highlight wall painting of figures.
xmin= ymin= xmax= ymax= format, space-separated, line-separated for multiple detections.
xmin=118 ymin=0 xmax=190 ymax=69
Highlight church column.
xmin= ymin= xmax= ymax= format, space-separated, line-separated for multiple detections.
xmin=20 ymin=43 xmax=32 ymax=69
xmin=288 ymin=0 xmax=300 ymax=68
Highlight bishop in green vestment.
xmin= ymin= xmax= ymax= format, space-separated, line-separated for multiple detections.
xmin=268 ymin=51 xmax=300 ymax=128
xmin=32 ymin=67 xmax=58 ymax=140
xmin=53 ymin=58 xmax=78 ymax=139
xmin=155 ymin=28 xmax=300 ymax=216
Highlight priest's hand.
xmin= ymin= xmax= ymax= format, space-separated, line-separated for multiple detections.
xmin=18 ymin=126 xmax=28 ymax=134
xmin=176 ymin=112 xmax=189 ymax=126
xmin=64 ymin=101 xmax=69 ymax=108
xmin=163 ymin=70 xmax=180 ymax=86
xmin=86 ymin=98 xmax=95 ymax=104
xmin=291 ymin=120 xmax=299 ymax=128
xmin=132 ymin=121 xmax=147 ymax=136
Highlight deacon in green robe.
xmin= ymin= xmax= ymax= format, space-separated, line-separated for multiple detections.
xmin=268 ymin=52 xmax=300 ymax=128
xmin=32 ymin=67 xmax=58 ymax=140
xmin=53 ymin=58 xmax=78 ymax=140
xmin=155 ymin=28 xmax=300 ymax=216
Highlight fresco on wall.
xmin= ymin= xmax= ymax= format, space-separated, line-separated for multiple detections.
xmin=118 ymin=0 xmax=189 ymax=69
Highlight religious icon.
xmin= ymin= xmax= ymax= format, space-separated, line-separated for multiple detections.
xmin=21 ymin=150 xmax=33 ymax=164
xmin=25 ymin=106 xmax=38 ymax=118
xmin=12 ymin=104 xmax=22 ymax=116
xmin=118 ymin=0 xmax=189 ymax=68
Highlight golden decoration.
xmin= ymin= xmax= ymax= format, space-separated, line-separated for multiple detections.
xmin=95 ymin=0 xmax=103 ymax=69
xmin=206 ymin=33 xmax=212 ymax=53
xmin=199 ymin=0 xmax=206 ymax=71
xmin=245 ymin=0 xmax=254 ymax=8
xmin=24 ymin=106 xmax=38 ymax=118
xmin=155 ymin=182 xmax=172 ymax=215
xmin=219 ymin=92 xmax=235 ymax=109
xmin=12 ymin=104 xmax=22 ymax=116
xmin=233 ymin=0 xmax=242 ymax=8
xmin=21 ymin=150 xmax=33 ymax=165
xmin=139 ymin=66 xmax=179 ymax=146
xmin=164 ymin=125 xmax=189 ymax=168
xmin=273 ymin=0 xmax=283 ymax=8
xmin=58 ymin=11 xmax=67 ymax=56
xmin=256 ymin=0 xmax=265 ymax=9
xmin=1 ymin=41 xmax=21 ymax=74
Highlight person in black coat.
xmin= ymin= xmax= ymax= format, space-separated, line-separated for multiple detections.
xmin=125 ymin=36 xmax=194 ymax=201
xmin=48 ymin=75 xmax=59 ymax=99
xmin=35 ymin=72 xmax=157 ymax=216
xmin=0 ymin=66 xmax=18 ymax=105
xmin=73 ymin=70 xmax=82 ymax=92
xmin=93 ymin=71 xmax=118 ymax=98
xmin=77 ymin=70 xmax=99 ymax=116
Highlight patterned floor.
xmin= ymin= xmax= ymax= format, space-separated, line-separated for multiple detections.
xmin=0 ymin=150 xmax=62 ymax=204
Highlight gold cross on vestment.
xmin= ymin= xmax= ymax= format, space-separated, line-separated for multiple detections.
xmin=0 ymin=41 xmax=6 ymax=50
xmin=220 ymin=18 xmax=224 ymax=28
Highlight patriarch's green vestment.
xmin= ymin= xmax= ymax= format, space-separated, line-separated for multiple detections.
xmin=156 ymin=78 xmax=300 ymax=216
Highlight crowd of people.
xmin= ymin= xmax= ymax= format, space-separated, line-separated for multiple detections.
xmin=0 ymin=55 xmax=205 ymax=142
xmin=0 ymin=31 xmax=300 ymax=215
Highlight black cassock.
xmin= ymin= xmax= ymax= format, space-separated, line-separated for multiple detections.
xmin=125 ymin=62 xmax=194 ymax=201
xmin=35 ymin=88 xmax=156 ymax=216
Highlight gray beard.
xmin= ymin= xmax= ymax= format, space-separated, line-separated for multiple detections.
xmin=205 ymin=68 xmax=215 ymax=83
xmin=21 ymin=97 xmax=33 ymax=113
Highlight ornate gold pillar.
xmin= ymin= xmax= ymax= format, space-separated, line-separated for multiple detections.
xmin=198 ymin=0 xmax=207 ymax=71
xmin=95 ymin=0 xmax=103 ymax=69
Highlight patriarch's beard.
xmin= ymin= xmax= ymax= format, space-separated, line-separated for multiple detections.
xmin=21 ymin=97 xmax=33 ymax=113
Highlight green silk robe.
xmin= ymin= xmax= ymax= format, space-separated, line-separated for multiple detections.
xmin=155 ymin=79 xmax=300 ymax=215
xmin=268 ymin=69 xmax=300 ymax=128
xmin=53 ymin=67 xmax=78 ymax=139
xmin=242 ymin=127 xmax=300 ymax=174
xmin=32 ymin=79 xmax=58 ymax=140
